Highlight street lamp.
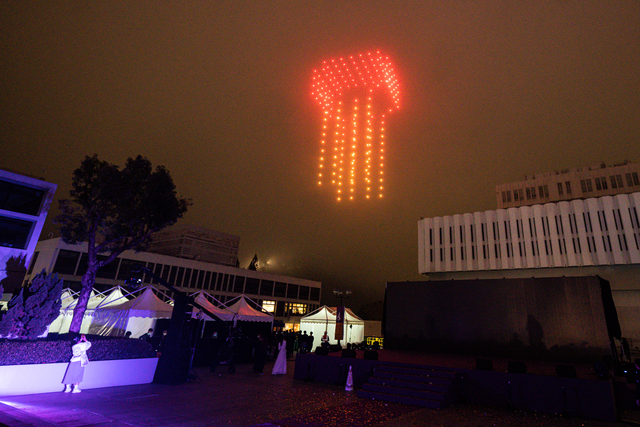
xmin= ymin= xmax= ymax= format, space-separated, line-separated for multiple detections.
xmin=333 ymin=289 xmax=352 ymax=306
xmin=333 ymin=289 xmax=352 ymax=347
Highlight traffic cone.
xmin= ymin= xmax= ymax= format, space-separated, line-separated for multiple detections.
xmin=345 ymin=365 xmax=354 ymax=392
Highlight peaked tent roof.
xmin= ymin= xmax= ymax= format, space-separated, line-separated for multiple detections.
xmin=192 ymin=291 xmax=235 ymax=322
xmin=94 ymin=286 xmax=129 ymax=309
xmin=59 ymin=289 xmax=76 ymax=310
xmin=97 ymin=287 xmax=173 ymax=318
xmin=300 ymin=305 xmax=364 ymax=324
xmin=225 ymin=295 xmax=273 ymax=323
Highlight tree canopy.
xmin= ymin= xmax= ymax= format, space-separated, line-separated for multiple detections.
xmin=54 ymin=154 xmax=190 ymax=333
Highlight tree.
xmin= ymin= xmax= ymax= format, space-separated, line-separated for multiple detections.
xmin=0 ymin=269 xmax=63 ymax=339
xmin=54 ymin=154 xmax=190 ymax=333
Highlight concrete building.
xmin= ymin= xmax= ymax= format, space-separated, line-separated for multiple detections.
xmin=27 ymin=238 xmax=322 ymax=329
xmin=0 ymin=168 xmax=57 ymax=295
xmin=496 ymin=160 xmax=640 ymax=209
xmin=147 ymin=224 xmax=240 ymax=267
xmin=419 ymin=162 xmax=640 ymax=341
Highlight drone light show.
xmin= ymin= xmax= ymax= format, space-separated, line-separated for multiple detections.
xmin=312 ymin=50 xmax=401 ymax=201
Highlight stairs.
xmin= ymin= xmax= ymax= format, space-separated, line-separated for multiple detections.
xmin=356 ymin=362 xmax=460 ymax=409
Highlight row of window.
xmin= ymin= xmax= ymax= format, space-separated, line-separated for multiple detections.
xmin=502 ymin=185 xmax=552 ymax=204
xmin=501 ymin=173 xmax=640 ymax=205
xmin=427 ymin=206 xmax=640 ymax=263
xmin=50 ymin=250 xmax=321 ymax=302
xmin=581 ymin=173 xmax=639 ymax=193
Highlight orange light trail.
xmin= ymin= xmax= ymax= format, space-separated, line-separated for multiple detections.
xmin=312 ymin=51 xmax=401 ymax=201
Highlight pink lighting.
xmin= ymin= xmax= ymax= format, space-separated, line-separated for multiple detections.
xmin=312 ymin=51 xmax=401 ymax=201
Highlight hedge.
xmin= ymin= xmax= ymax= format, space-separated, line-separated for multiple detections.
xmin=0 ymin=335 xmax=156 ymax=366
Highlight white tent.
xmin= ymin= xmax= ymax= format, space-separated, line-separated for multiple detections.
xmin=51 ymin=290 xmax=97 ymax=334
xmin=191 ymin=291 xmax=235 ymax=322
xmin=225 ymin=295 xmax=274 ymax=323
xmin=48 ymin=287 xmax=131 ymax=335
xmin=91 ymin=287 xmax=174 ymax=338
xmin=78 ymin=286 xmax=129 ymax=334
xmin=47 ymin=289 xmax=77 ymax=334
xmin=300 ymin=306 xmax=365 ymax=346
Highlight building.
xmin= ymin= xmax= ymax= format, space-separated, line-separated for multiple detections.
xmin=147 ymin=224 xmax=239 ymax=267
xmin=27 ymin=238 xmax=322 ymax=329
xmin=0 ymin=168 xmax=57 ymax=295
xmin=496 ymin=160 xmax=640 ymax=209
xmin=418 ymin=162 xmax=640 ymax=340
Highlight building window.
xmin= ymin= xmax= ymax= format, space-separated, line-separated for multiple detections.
xmin=310 ymin=287 xmax=321 ymax=302
xmin=538 ymin=185 xmax=549 ymax=198
xmin=245 ymin=277 xmax=260 ymax=295
xmin=0 ymin=181 xmax=45 ymax=216
xmin=92 ymin=255 xmax=118 ymax=279
xmin=233 ymin=276 xmax=245 ymax=293
xmin=287 ymin=303 xmax=307 ymax=316
xmin=610 ymin=174 xmax=624 ymax=189
xmin=260 ymin=280 xmax=274 ymax=296
xmin=557 ymin=182 xmax=563 ymax=195
xmin=580 ymin=179 xmax=593 ymax=193
xmin=299 ymin=285 xmax=310 ymax=300
xmin=0 ymin=217 xmax=33 ymax=250
xmin=53 ymin=250 xmax=81 ymax=275
xmin=565 ymin=181 xmax=572 ymax=194
xmin=274 ymin=282 xmax=287 ymax=298
xmin=262 ymin=300 xmax=275 ymax=313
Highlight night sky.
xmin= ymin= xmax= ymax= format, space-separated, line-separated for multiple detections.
xmin=2 ymin=2 xmax=639 ymax=312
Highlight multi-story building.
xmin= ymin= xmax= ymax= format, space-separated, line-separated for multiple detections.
xmin=27 ymin=238 xmax=322 ymax=329
xmin=496 ymin=160 xmax=640 ymax=209
xmin=147 ymin=224 xmax=239 ymax=267
xmin=418 ymin=162 xmax=640 ymax=340
xmin=0 ymin=168 xmax=57 ymax=295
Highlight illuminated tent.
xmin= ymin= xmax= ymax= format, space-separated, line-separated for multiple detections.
xmin=49 ymin=287 xmax=130 ymax=335
xmin=299 ymin=306 xmax=364 ymax=346
xmin=91 ymin=286 xmax=173 ymax=338
xmin=47 ymin=289 xmax=77 ymax=334
xmin=225 ymin=295 xmax=273 ymax=323
xmin=191 ymin=291 xmax=235 ymax=322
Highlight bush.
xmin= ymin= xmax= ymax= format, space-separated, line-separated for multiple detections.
xmin=0 ymin=335 xmax=156 ymax=366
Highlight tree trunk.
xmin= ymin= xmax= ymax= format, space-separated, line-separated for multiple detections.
xmin=69 ymin=267 xmax=97 ymax=334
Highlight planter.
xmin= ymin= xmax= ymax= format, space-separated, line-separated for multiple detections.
xmin=0 ymin=357 xmax=158 ymax=396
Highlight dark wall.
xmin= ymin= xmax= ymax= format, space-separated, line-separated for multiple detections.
xmin=385 ymin=276 xmax=615 ymax=362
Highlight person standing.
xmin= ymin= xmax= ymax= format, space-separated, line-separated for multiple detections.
xmin=62 ymin=334 xmax=91 ymax=393
xmin=271 ymin=336 xmax=287 ymax=375
xmin=253 ymin=334 xmax=268 ymax=374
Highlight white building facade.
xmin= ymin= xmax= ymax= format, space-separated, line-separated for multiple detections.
xmin=418 ymin=191 xmax=640 ymax=339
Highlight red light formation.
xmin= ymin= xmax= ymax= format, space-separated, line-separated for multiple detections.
xmin=312 ymin=51 xmax=400 ymax=201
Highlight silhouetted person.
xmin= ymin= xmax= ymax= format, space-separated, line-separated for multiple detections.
xmin=253 ymin=334 xmax=268 ymax=374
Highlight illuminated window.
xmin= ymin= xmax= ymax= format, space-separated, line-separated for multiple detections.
xmin=287 ymin=303 xmax=307 ymax=316
xmin=262 ymin=300 xmax=275 ymax=313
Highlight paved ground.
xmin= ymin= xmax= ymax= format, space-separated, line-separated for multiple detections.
xmin=0 ymin=358 xmax=637 ymax=427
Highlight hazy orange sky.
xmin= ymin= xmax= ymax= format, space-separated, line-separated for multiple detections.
xmin=2 ymin=2 xmax=639 ymax=310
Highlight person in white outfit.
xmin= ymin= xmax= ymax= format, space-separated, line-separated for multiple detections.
xmin=271 ymin=336 xmax=287 ymax=375
xmin=62 ymin=334 xmax=91 ymax=393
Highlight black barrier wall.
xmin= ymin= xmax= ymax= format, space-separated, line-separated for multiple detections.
xmin=385 ymin=276 xmax=618 ymax=362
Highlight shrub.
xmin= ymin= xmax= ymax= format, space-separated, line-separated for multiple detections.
xmin=0 ymin=335 xmax=156 ymax=366
xmin=0 ymin=270 xmax=62 ymax=339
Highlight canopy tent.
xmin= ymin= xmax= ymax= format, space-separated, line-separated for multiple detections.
xmin=224 ymin=295 xmax=274 ymax=324
xmin=47 ymin=289 xmax=77 ymax=334
xmin=300 ymin=306 xmax=365 ymax=346
xmin=49 ymin=287 xmax=131 ymax=335
xmin=191 ymin=291 xmax=235 ymax=322
xmin=91 ymin=286 xmax=174 ymax=338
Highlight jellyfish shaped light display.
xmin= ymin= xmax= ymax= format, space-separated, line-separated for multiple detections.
xmin=312 ymin=50 xmax=401 ymax=201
